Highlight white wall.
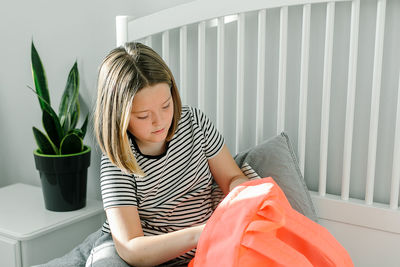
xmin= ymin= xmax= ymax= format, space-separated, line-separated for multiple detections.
xmin=0 ymin=0 xmax=192 ymax=199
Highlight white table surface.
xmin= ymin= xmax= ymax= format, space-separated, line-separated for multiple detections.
xmin=0 ymin=183 xmax=104 ymax=241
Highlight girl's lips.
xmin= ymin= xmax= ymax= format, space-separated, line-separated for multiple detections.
xmin=152 ymin=128 xmax=165 ymax=135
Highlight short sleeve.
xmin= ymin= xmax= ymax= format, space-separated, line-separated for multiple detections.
xmin=192 ymin=107 xmax=225 ymax=159
xmin=100 ymin=154 xmax=138 ymax=210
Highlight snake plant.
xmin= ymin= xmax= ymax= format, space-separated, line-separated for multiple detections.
xmin=30 ymin=41 xmax=88 ymax=155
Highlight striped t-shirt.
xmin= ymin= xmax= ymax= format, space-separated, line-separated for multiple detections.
xmin=99 ymin=105 xmax=225 ymax=264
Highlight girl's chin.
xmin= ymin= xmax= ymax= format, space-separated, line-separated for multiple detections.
xmin=150 ymin=133 xmax=168 ymax=143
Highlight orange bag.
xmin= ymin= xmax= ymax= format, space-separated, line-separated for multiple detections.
xmin=189 ymin=177 xmax=353 ymax=267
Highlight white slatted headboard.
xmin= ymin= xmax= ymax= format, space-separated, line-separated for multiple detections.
xmin=116 ymin=0 xmax=400 ymax=266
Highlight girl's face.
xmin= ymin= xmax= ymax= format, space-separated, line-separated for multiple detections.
xmin=128 ymin=83 xmax=174 ymax=148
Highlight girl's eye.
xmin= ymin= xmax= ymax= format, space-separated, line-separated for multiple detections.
xmin=137 ymin=115 xmax=148 ymax=120
xmin=162 ymin=103 xmax=170 ymax=110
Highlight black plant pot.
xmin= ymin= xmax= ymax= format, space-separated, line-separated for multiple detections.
xmin=34 ymin=146 xmax=91 ymax=212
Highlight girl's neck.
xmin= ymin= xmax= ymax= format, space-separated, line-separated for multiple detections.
xmin=136 ymin=140 xmax=167 ymax=156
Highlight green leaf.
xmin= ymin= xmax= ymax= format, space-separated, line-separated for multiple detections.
xmin=31 ymin=41 xmax=50 ymax=111
xmin=59 ymin=62 xmax=79 ymax=129
xmin=60 ymin=133 xmax=83 ymax=154
xmin=32 ymin=127 xmax=57 ymax=154
xmin=69 ymin=103 xmax=79 ymax=130
xmin=66 ymin=113 xmax=87 ymax=140
xmin=42 ymin=109 xmax=63 ymax=148
xmin=28 ymin=85 xmax=63 ymax=135
xmin=61 ymin=114 xmax=71 ymax=134
xmin=80 ymin=114 xmax=89 ymax=139
xmin=67 ymin=129 xmax=83 ymax=138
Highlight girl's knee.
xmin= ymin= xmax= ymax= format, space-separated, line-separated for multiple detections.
xmin=86 ymin=235 xmax=130 ymax=267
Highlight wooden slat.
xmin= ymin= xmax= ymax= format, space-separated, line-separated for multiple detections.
xmin=298 ymin=4 xmax=311 ymax=176
xmin=341 ymin=0 xmax=360 ymax=201
xmin=390 ymin=71 xmax=400 ymax=209
xmin=180 ymin=26 xmax=188 ymax=104
xmin=235 ymin=13 xmax=245 ymax=155
xmin=256 ymin=9 xmax=266 ymax=145
xmin=217 ymin=17 xmax=225 ymax=135
xmin=277 ymin=6 xmax=288 ymax=135
xmin=311 ymin=192 xmax=400 ymax=234
xmin=116 ymin=16 xmax=129 ymax=46
xmin=197 ymin=21 xmax=206 ymax=111
xmin=365 ymin=0 xmax=386 ymax=205
xmin=319 ymin=2 xmax=335 ymax=196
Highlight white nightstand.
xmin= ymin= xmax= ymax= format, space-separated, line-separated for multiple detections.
xmin=0 ymin=183 xmax=105 ymax=267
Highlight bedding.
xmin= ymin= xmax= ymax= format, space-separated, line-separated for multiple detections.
xmin=34 ymin=132 xmax=317 ymax=267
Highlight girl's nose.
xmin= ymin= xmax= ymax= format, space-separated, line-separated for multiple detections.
xmin=152 ymin=111 xmax=162 ymax=125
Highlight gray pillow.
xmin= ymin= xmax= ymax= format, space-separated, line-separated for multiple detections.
xmin=234 ymin=132 xmax=318 ymax=222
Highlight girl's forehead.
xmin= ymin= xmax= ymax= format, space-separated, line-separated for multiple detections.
xmin=132 ymin=83 xmax=171 ymax=111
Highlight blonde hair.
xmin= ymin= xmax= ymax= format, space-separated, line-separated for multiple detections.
xmin=94 ymin=42 xmax=182 ymax=176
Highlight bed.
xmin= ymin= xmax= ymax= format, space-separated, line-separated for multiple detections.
xmin=39 ymin=0 xmax=400 ymax=266
xmin=116 ymin=0 xmax=400 ymax=266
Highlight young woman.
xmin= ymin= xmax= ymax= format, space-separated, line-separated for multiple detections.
xmin=90 ymin=42 xmax=249 ymax=267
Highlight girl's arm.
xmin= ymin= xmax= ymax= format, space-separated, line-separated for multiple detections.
xmin=106 ymin=206 xmax=204 ymax=267
xmin=208 ymin=144 xmax=249 ymax=195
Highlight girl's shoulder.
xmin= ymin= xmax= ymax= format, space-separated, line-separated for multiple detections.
xmin=181 ymin=105 xmax=198 ymax=114
xmin=181 ymin=105 xmax=207 ymax=124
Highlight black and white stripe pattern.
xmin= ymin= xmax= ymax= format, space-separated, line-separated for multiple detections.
xmin=99 ymin=106 xmax=225 ymax=262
